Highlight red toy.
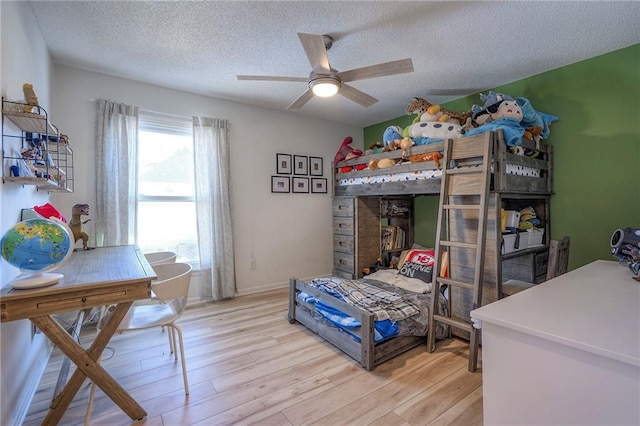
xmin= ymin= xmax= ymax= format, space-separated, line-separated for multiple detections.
xmin=333 ymin=136 xmax=363 ymax=166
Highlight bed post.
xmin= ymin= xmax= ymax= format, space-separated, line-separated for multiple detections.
xmin=288 ymin=278 xmax=297 ymax=324
xmin=361 ymin=313 xmax=374 ymax=370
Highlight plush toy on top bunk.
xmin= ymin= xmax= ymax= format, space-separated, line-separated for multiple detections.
xmin=465 ymin=91 xmax=558 ymax=148
xmin=404 ymin=98 xmax=470 ymax=146
xmin=334 ymin=136 xmax=366 ymax=173
xmin=406 ymin=97 xmax=474 ymax=129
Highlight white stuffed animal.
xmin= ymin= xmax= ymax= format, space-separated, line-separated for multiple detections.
xmin=407 ymin=121 xmax=465 ymax=140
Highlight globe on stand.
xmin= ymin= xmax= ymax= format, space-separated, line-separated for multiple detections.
xmin=1 ymin=217 xmax=74 ymax=289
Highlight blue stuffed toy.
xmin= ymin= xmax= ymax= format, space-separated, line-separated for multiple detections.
xmin=466 ymin=92 xmax=526 ymax=146
xmin=383 ymin=125 xmax=403 ymax=147
xmin=466 ymin=91 xmax=558 ymax=147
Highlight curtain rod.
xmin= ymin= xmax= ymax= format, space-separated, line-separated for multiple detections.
xmin=89 ymin=98 xmax=191 ymax=120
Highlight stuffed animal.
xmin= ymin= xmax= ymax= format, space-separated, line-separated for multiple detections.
xmin=407 ymin=121 xmax=465 ymax=141
xmin=515 ymin=97 xmax=558 ymax=145
xmin=334 ymin=136 xmax=362 ymax=166
xmin=466 ymin=91 xmax=527 ymax=146
xmin=365 ymin=141 xmax=384 ymax=155
xmin=383 ymin=137 xmax=414 ymax=160
xmin=369 ymin=158 xmax=399 ymax=170
xmin=383 ymin=126 xmax=403 ymax=147
xmin=334 ymin=136 xmax=367 ymax=172
xmin=406 ymin=97 xmax=473 ymax=129
xmin=409 ymin=152 xmax=444 ymax=168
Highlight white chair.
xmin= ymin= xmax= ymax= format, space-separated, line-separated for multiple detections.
xmin=85 ymin=262 xmax=193 ymax=423
xmin=144 ymin=251 xmax=177 ymax=266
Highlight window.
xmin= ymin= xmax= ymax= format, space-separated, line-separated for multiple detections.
xmin=136 ymin=112 xmax=199 ymax=265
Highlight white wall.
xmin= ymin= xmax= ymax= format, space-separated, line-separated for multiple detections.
xmin=0 ymin=2 xmax=55 ymax=425
xmin=50 ymin=66 xmax=362 ymax=297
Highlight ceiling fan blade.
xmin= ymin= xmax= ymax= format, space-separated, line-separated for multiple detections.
xmin=237 ymin=75 xmax=308 ymax=82
xmin=339 ymin=84 xmax=379 ymax=107
xmin=298 ymin=32 xmax=331 ymax=74
xmin=287 ymin=89 xmax=315 ymax=109
xmin=337 ymin=58 xmax=414 ymax=83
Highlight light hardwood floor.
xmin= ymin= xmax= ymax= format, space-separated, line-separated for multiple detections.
xmin=24 ymin=288 xmax=483 ymax=425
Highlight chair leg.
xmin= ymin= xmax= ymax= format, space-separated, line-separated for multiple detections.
xmin=167 ymin=327 xmax=175 ymax=355
xmin=84 ymin=358 xmax=100 ymax=425
xmin=169 ymin=323 xmax=189 ymax=395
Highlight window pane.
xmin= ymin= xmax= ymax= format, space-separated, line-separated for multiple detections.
xmin=137 ymin=201 xmax=199 ymax=264
xmin=138 ymin=130 xmax=194 ymax=197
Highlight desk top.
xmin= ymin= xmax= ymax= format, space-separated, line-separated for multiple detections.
xmin=1 ymin=245 xmax=156 ymax=321
xmin=471 ymin=260 xmax=640 ymax=367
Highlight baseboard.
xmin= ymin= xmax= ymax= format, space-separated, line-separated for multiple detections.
xmin=9 ymin=338 xmax=53 ymax=426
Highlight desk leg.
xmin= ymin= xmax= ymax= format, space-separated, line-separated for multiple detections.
xmin=31 ymin=302 xmax=147 ymax=424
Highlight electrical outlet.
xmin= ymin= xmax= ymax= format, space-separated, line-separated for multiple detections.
xmin=250 ymin=258 xmax=256 ymax=269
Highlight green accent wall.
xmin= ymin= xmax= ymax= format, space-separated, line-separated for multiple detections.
xmin=364 ymin=44 xmax=640 ymax=270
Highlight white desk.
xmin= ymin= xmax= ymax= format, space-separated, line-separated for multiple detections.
xmin=471 ymin=260 xmax=640 ymax=425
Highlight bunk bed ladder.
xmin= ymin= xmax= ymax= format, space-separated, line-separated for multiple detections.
xmin=427 ymin=133 xmax=493 ymax=372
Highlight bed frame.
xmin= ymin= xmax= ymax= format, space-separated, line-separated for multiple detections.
xmin=288 ymin=131 xmax=553 ymax=368
xmin=333 ymin=131 xmax=552 ymax=197
xmin=288 ymin=278 xmax=426 ymax=371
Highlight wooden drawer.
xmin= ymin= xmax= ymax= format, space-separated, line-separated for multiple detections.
xmin=333 ymin=197 xmax=355 ymax=217
xmin=1 ymin=284 xmax=150 ymax=322
xmin=334 ymin=234 xmax=355 ymax=254
xmin=333 ymin=217 xmax=354 ymax=235
xmin=334 ymin=252 xmax=355 ymax=274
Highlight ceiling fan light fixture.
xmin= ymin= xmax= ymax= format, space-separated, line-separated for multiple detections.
xmin=309 ymin=77 xmax=340 ymax=97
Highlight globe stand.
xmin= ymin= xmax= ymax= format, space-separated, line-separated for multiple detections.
xmin=9 ymin=272 xmax=64 ymax=289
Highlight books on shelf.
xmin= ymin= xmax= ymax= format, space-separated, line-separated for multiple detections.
xmin=381 ymin=225 xmax=406 ymax=251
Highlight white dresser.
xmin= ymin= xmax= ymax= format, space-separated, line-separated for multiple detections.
xmin=471 ymin=260 xmax=640 ymax=425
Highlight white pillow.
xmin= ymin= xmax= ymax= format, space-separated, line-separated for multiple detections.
xmin=364 ymin=268 xmax=431 ymax=294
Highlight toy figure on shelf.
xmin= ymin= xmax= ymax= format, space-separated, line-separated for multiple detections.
xmin=22 ymin=83 xmax=39 ymax=113
xmin=70 ymin=203 xmax=93 ymax=250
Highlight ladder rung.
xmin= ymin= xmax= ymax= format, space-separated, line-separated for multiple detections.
xmin=439 ymin=240 xmax=478 ymax=249
xmin=443 ymin=204 xmax=481 ymax=210
xmin=437 ymin=277 xmax=475 ymax=290
xmin=433 ymin=314 xmax=472 ymax=332
xmin=446 ymin=166 xmax=486 ymax=175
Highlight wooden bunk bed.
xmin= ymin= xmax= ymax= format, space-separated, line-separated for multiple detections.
xmin=288 ymin=130 xmax=553 ymax=370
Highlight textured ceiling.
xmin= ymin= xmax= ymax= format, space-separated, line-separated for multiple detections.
xmin=27 ymin=1 xmax=640 ymax=127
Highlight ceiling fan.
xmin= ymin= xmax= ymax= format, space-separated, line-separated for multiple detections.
xmin=237 ymin=32 xmax=414 ymax=109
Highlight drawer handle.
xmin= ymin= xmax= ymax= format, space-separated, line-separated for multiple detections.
xmin=81 ymin=297 xmax=87 ymax=303
xmin=339 ymin=241 xmax=346 ymax=246
xmin=340 ymin=260 xmax=346 ymax=265
xmin=339 ymin=223 xmax=345 ymax=228
xmin=338 ymin=205 xmax=347 ymax=210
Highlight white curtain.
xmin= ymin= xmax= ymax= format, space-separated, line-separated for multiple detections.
xmin=94 ymin=99 xmax=138 ymax=247
xmin=192 ymin=117 xmax=235 ymax=300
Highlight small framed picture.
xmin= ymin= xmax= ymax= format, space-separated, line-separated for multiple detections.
xmin=271 ymin=176 xmax=290 ymax=193
xmin=276 ymin=153 xmax=292 ymax=174
xmin=292 ymin=177 xmax=309 ymax=193
xmin=311 ymin=178 xmax=327 ymax=193
xmin=294 ymin=155 xmax=308 ymax=175
xmin=309 ymin=156 xmax=323 ymax=176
